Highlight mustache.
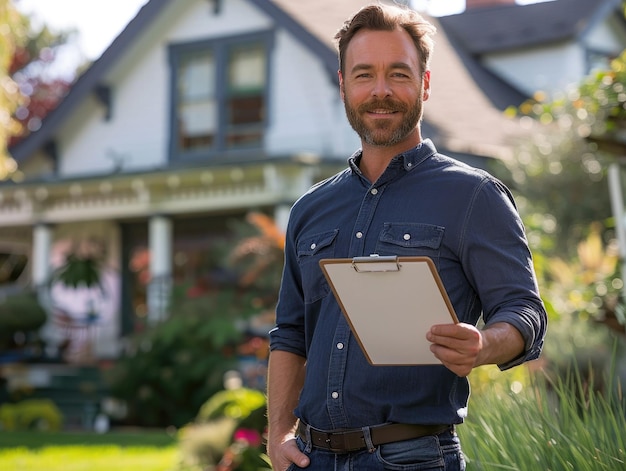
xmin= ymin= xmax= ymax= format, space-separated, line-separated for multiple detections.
xmin=357 ymin=98 xmax=409 ymax=113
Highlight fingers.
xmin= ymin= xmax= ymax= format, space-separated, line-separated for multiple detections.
xmin=269 ymin=438 xmax=310 ymax=470
xmin=427 ymin=323 xmax=482 ymax=377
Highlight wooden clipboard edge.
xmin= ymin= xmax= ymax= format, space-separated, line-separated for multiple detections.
xmin=318 ymin=256 xmax=459 ymax=365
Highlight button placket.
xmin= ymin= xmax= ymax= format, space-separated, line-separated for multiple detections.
xmin=326 ymin=320 xmax=351 ymax=428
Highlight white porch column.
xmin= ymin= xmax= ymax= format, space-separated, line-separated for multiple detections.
xmin=32 ymin=223 xmax=57 ymax=352
xmin=32 ymin=223 xmax=53 ymax=319
xmin=32 ymin=223 xmax=53 ymax=289
xmin=274 ymin=204 xmax=291 ymax=234
xmin=148 ymin=215 xmax=172 ymax=324
xmin=609 ymin=163 xmax=626 ymax=304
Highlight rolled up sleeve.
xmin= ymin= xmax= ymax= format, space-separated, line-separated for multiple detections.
xmin=462 ymin=178 xmax=548 ymax=370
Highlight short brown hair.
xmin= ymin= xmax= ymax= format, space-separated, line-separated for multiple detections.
xmin=334 ymin=3 xmax=436 ymax=76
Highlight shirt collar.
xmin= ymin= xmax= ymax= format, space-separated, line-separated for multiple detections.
xmin=348 ymin=139 xmax=437 ymax=176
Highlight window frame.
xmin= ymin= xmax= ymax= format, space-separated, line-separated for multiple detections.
xmin=168 ymin=30 xmax=274 ymax=161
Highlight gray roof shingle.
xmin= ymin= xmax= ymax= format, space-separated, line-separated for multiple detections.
xmin=439 ymin=0 xmax=618 ymax=54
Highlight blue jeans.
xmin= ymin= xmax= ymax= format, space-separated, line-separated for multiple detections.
xmin=288 ymin=427 xmax=465 ymax=470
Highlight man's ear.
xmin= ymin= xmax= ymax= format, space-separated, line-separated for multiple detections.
xmin=423 ymin=70 xmax=431 ymax=101
xmin=338 ymin=70 xmax=345 ymax=102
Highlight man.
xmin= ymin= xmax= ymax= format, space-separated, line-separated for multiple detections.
xmin=267 ymin=3 xmax=547 ymax=470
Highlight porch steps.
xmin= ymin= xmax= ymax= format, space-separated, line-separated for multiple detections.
xmin=24 ymin=364 xmax=109 ymax=430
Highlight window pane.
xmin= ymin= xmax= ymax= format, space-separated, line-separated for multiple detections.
xmin=178 ymin=52 xmax=216 ymax=150
xmin=228 ymin=46 xmax=265 ymax=92
xmin=227 ymin=45 xmax=266 ymax=148
xmin=180 ymin=53 xmax=215 ymax=99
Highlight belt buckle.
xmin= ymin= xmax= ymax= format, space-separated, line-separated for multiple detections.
xmin=325 ymin=431 xmax=346 ymax=452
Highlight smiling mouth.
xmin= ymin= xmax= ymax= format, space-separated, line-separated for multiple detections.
xmin=368 ymin=109 xmax=397 ymax=115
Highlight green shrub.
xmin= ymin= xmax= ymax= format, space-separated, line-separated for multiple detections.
xmin=0 ymin=292 xmax=46 ymax=349
xmin=175 ymin=387 xmax=270 ymax=471
xmin=0 ymin=399 xmax=63 ymax=431
xmin=105 ymin=212 xmax=281 ymax=429
xmin=105 ymin=293 xmax=244 ymax=428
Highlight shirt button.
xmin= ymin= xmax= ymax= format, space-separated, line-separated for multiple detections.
xmin=407 ymin=162 xmax=413 ymax=168
xmin=310 ymin=243 xmax=316 ymax=250
xmin=371 ymin=188 xmax=378 ymax=195
xmin=337 ymin=342 xmax=344 ymax=350
xmin=356 ymin=232 xmax=363 ymax=239
xmin=403 ymin=233 xmax=411 ymax=241
xmin=331 ymin=391 xmax=339 ymax=399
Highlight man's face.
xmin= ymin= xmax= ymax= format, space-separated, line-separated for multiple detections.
xmin=339 ymin=28 xmax=430 ymax=147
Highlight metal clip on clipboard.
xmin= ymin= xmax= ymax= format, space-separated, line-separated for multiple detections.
xmin=351 ymin=255 xmax=400 ymax=273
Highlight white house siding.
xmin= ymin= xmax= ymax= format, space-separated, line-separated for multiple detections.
xmin=56 ymin=43 xmax=169 ymax=176
xmin=55 ymin=0 xmax=358 ymax=179
xmin=266 ymin=29 xmax=359 ymax=159
xmin=168 ymin=0 xmax=273 ymax=41
xmin=484 ymin=42 xmax=585 ymax=98
xmin=585 ymin=16 xmax=626 ymax=58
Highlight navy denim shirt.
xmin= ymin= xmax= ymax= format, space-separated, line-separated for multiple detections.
xmin=270 ymin=139 xmax=547 ymax=430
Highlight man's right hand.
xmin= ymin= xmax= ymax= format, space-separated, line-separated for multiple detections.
xmin=268 ymin=434 xmax=310 ymax=471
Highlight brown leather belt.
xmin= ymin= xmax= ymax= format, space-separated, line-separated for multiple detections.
xmin=297 ymin=420 xmax=451 ymax=453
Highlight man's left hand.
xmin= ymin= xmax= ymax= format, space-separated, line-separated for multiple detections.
xmin=426 ymin=323 xmax=482 ymax=377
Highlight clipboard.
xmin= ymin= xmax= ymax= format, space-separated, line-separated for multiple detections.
xmin=319 ymin=256 xmax=459 ymax=365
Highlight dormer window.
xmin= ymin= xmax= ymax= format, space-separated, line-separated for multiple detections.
xmin=169 ymin=31 xmax=272 ymax=159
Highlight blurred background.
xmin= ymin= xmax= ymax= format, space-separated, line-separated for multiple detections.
xmin=0 ymin=0 xmax=625 ymax=470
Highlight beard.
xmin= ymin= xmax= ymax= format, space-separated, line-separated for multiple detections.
xmin=343 ymin=90 xmax=424 ymax=147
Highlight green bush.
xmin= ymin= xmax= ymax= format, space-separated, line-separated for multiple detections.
xmin=0 ymin=292 xmax=46 ymax=349
xmin=0 ymin=399 xmax=63 ymax=431
xmin=176 ymin=387 xmax=270 ymax=471
xmin=105 ymin=293 xmax=244 ymax=428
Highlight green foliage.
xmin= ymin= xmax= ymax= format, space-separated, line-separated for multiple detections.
xmin=0 ymin=291 xmax=46 ymax=349
xmin=105 ymin=294 xmax=243 ymax=428
xmin=496 ymin=128 xmax=611 ymax=258
xmin=197 ymin=388 xmax=266 ymax=425
xmin=0 ymin=399 xmax=63 ymax=431
xmin=106 ymin=212 xmax=283 ymax=429
xmin=515 ymin=51 xmax=626 ymax=153
xmin=460 ymin=358 xmax=626 ymax=470
xmin=500 ymin=51 xmax=626 ymax=366
xmin=0 ymin=0 xmax=22 ymax=177
xmin=502 ymin=51 xmax=626 ymax=258
xmin=50 ymin=253 xmax=102 ymax=289
xmin=176 ymin=387 xmax=269 ymax=471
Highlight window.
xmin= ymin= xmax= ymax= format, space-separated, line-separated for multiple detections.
xmin=169 ymin=31 xmax=272 ymax=159
xmin=587 ymin=49 xmax=616 ymax=74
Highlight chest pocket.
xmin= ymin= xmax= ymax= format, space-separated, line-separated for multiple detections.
xmin=297 ymin=229 xmax=338 ymax=304
xmin=374 ymin=223 xmax=444 ymax=266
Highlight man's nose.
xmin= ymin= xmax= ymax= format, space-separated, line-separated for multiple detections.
xmin=371 ymin=77 xmax=392 ymax=98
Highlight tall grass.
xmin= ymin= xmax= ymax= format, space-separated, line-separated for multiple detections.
xmin=459 ymin=363 xmax=626 ymax=470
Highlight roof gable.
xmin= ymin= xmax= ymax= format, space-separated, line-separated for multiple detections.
xmin=10 ymin=0 xmax=343 ymax=162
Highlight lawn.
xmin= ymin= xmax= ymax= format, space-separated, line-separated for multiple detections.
xmin=0 ymin=429 xmax=179 ymax=471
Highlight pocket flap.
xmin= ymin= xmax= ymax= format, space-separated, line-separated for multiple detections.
xmin=379 ymin=223 xmax=443 ymax=249
xmin=297 ymin=229 xmax=339 ymax=256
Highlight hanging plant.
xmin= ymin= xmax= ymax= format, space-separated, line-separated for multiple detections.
xmin=51 ymin=253 xmax=101 ymax=289
xmin=49 ymin=238 xmax=105 ymax=290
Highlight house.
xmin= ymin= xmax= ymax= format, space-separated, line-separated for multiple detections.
xmin=1 ymin=0 xmax=624 ymax=364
